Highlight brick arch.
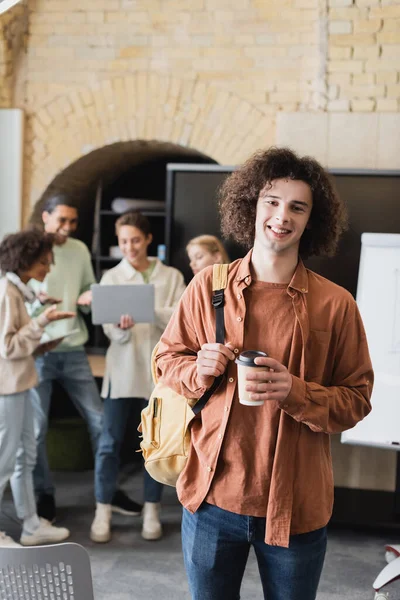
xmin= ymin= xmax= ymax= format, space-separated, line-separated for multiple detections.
xmin=26 ymin=73 xmax=274 ymax=210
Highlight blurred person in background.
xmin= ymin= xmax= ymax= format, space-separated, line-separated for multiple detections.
xmin=28 ymin=195 xmax=142 ymax=529
xmin=186 ymin=235 xmax=229 ymax=276
xmin=91 ymin=210 xmax=186 ymax=543
xmin=0 ymin=228 xmax=74 ymax=547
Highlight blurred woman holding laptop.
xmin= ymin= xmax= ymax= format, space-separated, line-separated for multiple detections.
xmin=0 ymin=228 xmax=75 ymax=547
xmin=91 ymin=210 xmax=186 ymax=544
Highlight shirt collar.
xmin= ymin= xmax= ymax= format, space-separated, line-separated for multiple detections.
xmin=235 ymin=250 xmax=308 ymax=294
xmin=119 ymin=257 xmax=159 ymax=280
xmin=235 ymin=250 xmax=253 ymax=285
xmin=288 ymin=259 xmax=308 ymax=294
xmin=119 ymin=258 xmax=139 ymax=280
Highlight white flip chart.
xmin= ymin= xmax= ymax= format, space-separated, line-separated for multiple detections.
xmin=341 ymin=233 xmax=400 ymax=451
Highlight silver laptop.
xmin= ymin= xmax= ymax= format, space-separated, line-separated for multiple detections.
xmin=91 ymin=284 xmax=155 ymax=325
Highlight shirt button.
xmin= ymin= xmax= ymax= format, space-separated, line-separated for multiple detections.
xmin=234 ymin=348 xmax=239 ymax=354
xmin=237 ymin=316 xmax=242 ymax=322
xmin=245 ymin=276 xmax=250 ymax=283
xmin=218 ymin=434 xmax=222 ymax=439
xmin=301 ymin=288 xmax=306 ymax=292
xmin=224 ymin=406 xmax=229 ymax=412
xmin=206 ymin=466 xmax=212 ymax=472
xmin=228 ymin=377 xmax=234 ymax=383
xmin=237 ymin=294 xmax=242 ymax=299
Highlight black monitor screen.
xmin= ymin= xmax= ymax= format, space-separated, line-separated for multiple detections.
xmin=166 ymin=164 xmax=400 ymax=295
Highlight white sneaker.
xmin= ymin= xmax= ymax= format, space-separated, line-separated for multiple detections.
xmin=141 ymin=502 xmax=162 ymax=541
xmin=90 ymin=503 xmax=111 ymax=543
xmin=0 ymin=531 xmax=21 ymax=547
xmin=20 ymin=518 xmax=70 ymax=546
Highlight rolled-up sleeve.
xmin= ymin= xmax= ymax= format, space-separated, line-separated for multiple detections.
xmin=156 ymin=280 xmax=207 ymax=399
xmin=0 ymin=294 xmax=44 ymax=360
xmin=280 ymin=301 xmax=373 ymax=434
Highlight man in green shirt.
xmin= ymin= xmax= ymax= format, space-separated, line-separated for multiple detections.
xmin=29 ymin=195 xmax=142 ymax=527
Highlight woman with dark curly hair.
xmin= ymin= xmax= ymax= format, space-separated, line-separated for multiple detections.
xmin=155 ymin=146 xmax=373 ymax=600
xmin=0 ymin=228 xmax=75 ymax=548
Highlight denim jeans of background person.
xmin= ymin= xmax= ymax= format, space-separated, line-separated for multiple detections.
xmin=90 ymin=210 xmax=186 ymax=543
xmin=94 ymin=397 xmax=163 ymax=542
xmin=31 ymin=350 xmax=104 ymax=495
xmin=28 ymin=196 xmax=142 ymax=526
xmin=155 ymin=148 xmax=373 ymax=600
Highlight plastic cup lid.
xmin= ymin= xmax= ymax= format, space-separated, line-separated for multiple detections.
xmin=235 ymin=350 xmax=268 ymax=367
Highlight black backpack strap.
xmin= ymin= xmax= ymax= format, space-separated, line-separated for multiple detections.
xmin=211 ymin=263 xmax=229 ymax=347
xmin=192 ymin=264 xmax=229 ymax=415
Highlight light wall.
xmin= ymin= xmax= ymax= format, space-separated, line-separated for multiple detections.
xmin=0 ymin=109 xmax=24 ymax=237
xmin=276 ymin=111 xmax=400 ymax=169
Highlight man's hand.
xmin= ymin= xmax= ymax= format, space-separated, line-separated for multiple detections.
xmin=245 ymin=356 xmax=293 ymax=403
xmin=77 ymin=290 xmax=92 ymax=306
xmin=37 ymin=292 xmax=62 ymax=305
xmin=116 ymin=314 xmax=135 ymax=330
xmin=196 ymin=342 xmax=235 ymax=389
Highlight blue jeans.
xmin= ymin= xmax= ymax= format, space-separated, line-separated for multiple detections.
xmin=31 ymin=350 xmax=104 ymax=496
xmin=95 ymin=397 xmax=163 ymax=504
xmin=182 ymin=503 xmax=327 ymax=600
xmin=0 ymin=391 xmax=37 ymax=519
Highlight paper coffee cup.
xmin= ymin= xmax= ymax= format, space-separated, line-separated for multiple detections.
xmin=236 ymin=350 xmax=268 ymax=407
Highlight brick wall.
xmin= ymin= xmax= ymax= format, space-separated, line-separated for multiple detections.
xmin=0 ymin=0 xmax=399 ymax=218
xmin=328 ymin=0 xmax=400 ymax=112
xmin=24 ymin=0 xmax=325 ymax=114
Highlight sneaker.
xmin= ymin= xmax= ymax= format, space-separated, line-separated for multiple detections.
xmin=141 ymin=502 xmax=162 ymax=541
xmin=20 ymin=518 xmax=70 ymax=546
xmin=111 ymin=490 xmax=142 ymax=516
xmin=90 ymin=503 xmax=111 ymax=543
xmin=37 ymin=493 xmax=56 ymax=523
xmin=0 ymin=532 xmax=22 ymax=547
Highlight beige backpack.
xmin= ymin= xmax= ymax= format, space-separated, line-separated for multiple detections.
xmin=138 ymin=263 xmax=229 ymax=487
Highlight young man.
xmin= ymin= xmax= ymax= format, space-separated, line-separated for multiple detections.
xmin=155 ymin=148 xmax=373 ymax=600
xmin=28 ymin=195 xmax=142 ymax=532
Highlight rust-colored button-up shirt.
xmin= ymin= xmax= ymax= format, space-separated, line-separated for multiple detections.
xmin=156 ymin=251 xmax=373 ymax=547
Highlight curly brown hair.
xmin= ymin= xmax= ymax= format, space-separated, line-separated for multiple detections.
xmin=0 ymin=228 xmax=54 ymax=274
xmin=219 ymin=147 xmax=348 ymax=258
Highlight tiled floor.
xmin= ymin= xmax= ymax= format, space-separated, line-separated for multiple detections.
xmin=0 ymin=468 xmax=398 ymax=600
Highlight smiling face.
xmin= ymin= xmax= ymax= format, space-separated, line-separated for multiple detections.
xmin=42 ymin=205 xmax=78 ymax=239
xmin=254 ymin=178 xmax=313 ymax=259
xmin=187 ymin=243 xmax=222 ymax=275
xmin=117 ymin=225 xmax=152 ymax=269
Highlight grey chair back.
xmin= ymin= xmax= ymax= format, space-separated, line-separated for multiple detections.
xmin=0 ymin=542 xmax=94 ymax=599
